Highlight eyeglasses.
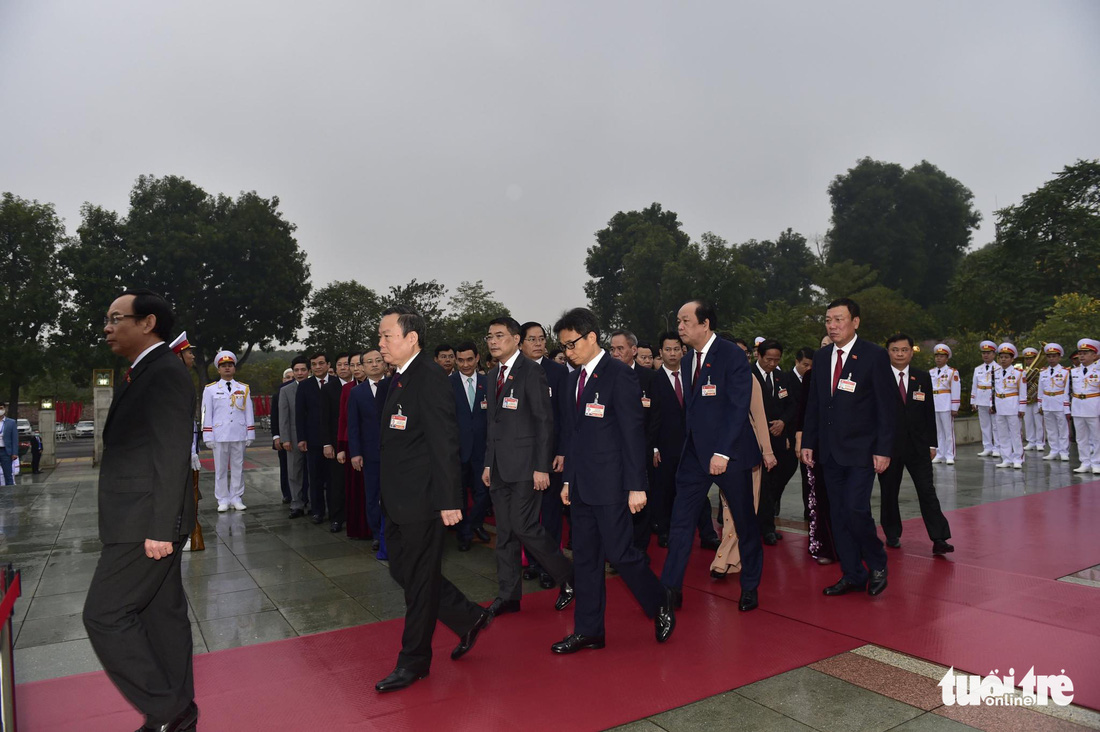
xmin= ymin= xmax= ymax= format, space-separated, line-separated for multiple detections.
xmin=484 ymin=333 xmax=510 ymax=343
xmin=103 ymin=314 xmax=145 ymax=326
xmin=560 ymin=333 xmax=589 ymax=351
xmin=523 ymin=336 xmax=546 ymax=343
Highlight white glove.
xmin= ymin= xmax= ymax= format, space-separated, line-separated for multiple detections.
xmin=203 ymin=441 xmax=213 ymax=449
xmin=245 ymin=440 xmax=253 ymax=448
xmin=191 ymin=453 xmax=202 ymax=471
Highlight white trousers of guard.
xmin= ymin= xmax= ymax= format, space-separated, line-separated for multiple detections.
xmin=976 ymin=405 xmax=995 ymax=452
xmin=1072 ymin=416 xmax=1099 ymax=469
xmin=1022 ymin=403 xmax=1044 ymax=448
xmin=1043 ymin=411 xmax=1070 ymax=457
xmin=993 ymin=414 xmax=1023 ymax=464
xmin=934 ymin=411 xmax=955 ymax=461
xmin=213 ymin=441 xmax=246 ymax=504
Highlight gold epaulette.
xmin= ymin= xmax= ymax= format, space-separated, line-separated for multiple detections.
xmin=205 ymin=381 xmax=219 ymax=388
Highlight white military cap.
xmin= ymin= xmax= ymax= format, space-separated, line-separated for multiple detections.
xmin=215 ymin=350 xmax=237 ymax=366
xmin=997 ymin=343 xmax=1018 ymax=358
xmin=933 ymin=343 xmax=952 ymax=358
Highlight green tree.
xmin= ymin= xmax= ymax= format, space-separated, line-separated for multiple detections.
xmin=736 ymin=229 xmax=816 ymax=306
xmin=660 ymin=232 xmax=757 ymax=337
xmin=58 ymin=175 xmax=312 ymax=383
xmin=442 ymin=280 xmax=509 ymax=348
xmin=827 ymin=158 xmax=981 ymax=307
xmin=811 ymin=259 xmax=879 ymax=303
xmin=0 ymin=193 xmax=67 ymax=417
xmin=959 ymin=159 xmax=1100 ymax=333
xmin=732 ymin=301 xmax=823 ymax=366
xmin=1031 ymin=293 xmax=1100 ymax=352
xmin=305 ymin=280 xmax=383 ymax=358
xmin=584 ymin=203 xmax=692 ymax=330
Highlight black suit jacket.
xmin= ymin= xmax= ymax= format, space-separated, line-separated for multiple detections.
xmin=450 ymin=370 xmax=487 ymax=465
xmin=98 ymin=343 xmax=195 ymax=543
xmin=752 ymin=365 xmax=798 ymax=452
xmin=485 ymin=354 xmax=554 ymax=482
xmin=560 ymin=354 xmax=646 ymax=505
xmin=651 ymin=366 xmax=686 ymax=458
xmin=295 ymin=376 xmax=331 ymax=448
xmin=321 ymin=378 xmax=347 ymax=447
xmin=537 ymin=357 xmax=569 ymax=456
xmin=803 ymin=337 xmax=897 ymax=466
xmin=890 ymin=367 xmax=937 ymax=456
xmin=633 ymin=363 xmax=662 ymax=454
xmin=379 ymin=353 xmax=463 ymax=524
xmin=682 ymin=337 xmax=760 ymax=468
xmin=347 ymin=378 xmax=389 ymax=464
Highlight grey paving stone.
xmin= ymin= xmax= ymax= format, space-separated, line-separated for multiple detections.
xmin=189 ymin=587 xmax=276 ymax=622
xmin=247 ymin=561 xmax=324 ymax=588
xmin=14 ymin=637 xmax=104 ymax=683
xmin=199 ymin=610 xmax=297 ymax=651
xmin=887 ymin=713 xmax=980 ymax=731
xmin=14 ymin=612 xmax=89 ymax=649
xmin=652 ymin=690 xmax=815 ymax=731
xmin=279 ymin=597 xmax=378 ymax=635
xmin=183 ymin=570 xmax=259 ymax=599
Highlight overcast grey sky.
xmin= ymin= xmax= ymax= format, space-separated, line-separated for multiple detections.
xmin=2 ymin=1 xmax=1098 ymax=328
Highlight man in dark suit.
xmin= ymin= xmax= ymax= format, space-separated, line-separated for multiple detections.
xmin=483 ymin=317 xmax=574 ymax=615
xmin=553 ymin=308 xmax=674 ymax=653
xmin=348 ymin=349 xmax=390 ymax=554
xmin=374 ymin=305 xmax=491 ymax=692
xmin=451 ymin=341 xmax=490 ymax=551
xmin=280 ymin=356 xmax=311 ymax=518
xmin=879 ymin=333 xmax=954 ymax=555
xmin=519 ymin=321 xmax=570 ymax=588
xmin=610 ymin=329 xmax=665 ymax=555
xmin=753 ymin=339 xmax=799 ymax=545
xmin=83 ymin=289 xmax=198 ymax=732
xmin=271 ymin=367 xmax=294 ymax=503
xmin=320 ymin=364 xmax=348 ymax=533
xmin=296 ymin=351 xmax=335 ymax=526
xmin=660 ymin=301 xmax=763 ymax=613
xmin=801 ymin=298 xmax=897 ymax=598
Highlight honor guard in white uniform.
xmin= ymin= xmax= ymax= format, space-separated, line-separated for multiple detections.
xmin=971 ymin=340 xmax=998 ymax=457
xmin=1038 ymin=343 xmax=1071 ymax=462
xmin=202 ymin=350 xmax=255 ymax=510
xmin=1019 ymin=347 xmax=1045 ymax=451
xmin=992 ymin=343 xmax=1025 ymax=468
xmin=1070 ymin=338 xmax=1100 ymax=475
xmin=929 ymin=344 xmax=960 ymax=464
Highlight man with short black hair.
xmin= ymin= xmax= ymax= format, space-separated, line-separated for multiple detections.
xmin=434 ymin=343 xmax=456 ymax=376
xmin=802 ymin=298 xmax=896 ymax=597
xmin=334 ymin=352 xmax=353 ymax=385
xmin=754 ymin=338 xmax=798 ymax=545
xmin=281 ymin=356 xmax=311 ymax=518
xmin=84 ymin=288 xmax=198 ymax=732
xmin=636 ymin=342 xmax=655 ymax=370
xmin=297 ymin=351 xmax=336 ymax=525
xmin=451 ymin=341 xmax=490 ymax=551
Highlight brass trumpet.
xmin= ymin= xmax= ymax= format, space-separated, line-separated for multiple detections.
xmin=1020 ymin=343 xmax=1047 ymax=404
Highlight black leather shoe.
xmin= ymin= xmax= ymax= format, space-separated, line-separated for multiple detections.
xmin=473 ymin=526 xmax=490 ymax=543
xmin=329 ymin=522 xmax=343 ymax=533
xmin=655 ymin=587 xmax=676 ymax=643
xmin=738 ymin=589 xmax=758 ymax=612
xmin=375 ymin=667 xmax=427 ymax=692
xmin=539 ymin=572 xmax=555 ymax=589
xmin=282 ymin=497 xmax=292 ymax=504
xmin=885 ymin=537 xmax=901 ymax=549
xmin=488 ymin=598 xmax=521 ymax=616
xmin=700 ymin=537 xmax=721 ymax=550
xmin=763 ymin=532 xmax=779 ymax=545
xmin=657 ymin=535 xmax=669 ymax=548
xmin=310 ymin=514 xmax=324 ymax=525
xmin=137 ymin=701 xmax=199 ymax=732
xmin=288 ymin=509 xmax=305 ymax=519
xmin=457 ymin=539 xmax=472 ymax=552
xmin=710 ymin=569 xmax=729 ymax=581
xmin=868 ymin=569 xmax=888 ymax=596
xmin=555 ymin=580 xmax=575 ymax=611
xmin=371 ymin=539 xmax=381 ymax=551
xmin=551 ymin=633 xmax=605 ymax=654
xmin=932 ymin=540 xmax=955 ymax=555
xmin=823 ymin=578 xmax=867 ymax=596
xmin=522 ymin=567 xmax=539 ymax=581
xmin=452 ymin=610 xmax=492 ymax=660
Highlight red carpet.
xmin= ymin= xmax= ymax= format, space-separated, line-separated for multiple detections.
xmin=17 ymin=481 xmax=1100 ymax=729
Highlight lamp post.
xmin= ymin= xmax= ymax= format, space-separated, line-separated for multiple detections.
xmin=92 ymin=369 xmax=114 ymax=466
xmin=37 ymin=398 xmax=56 ymax=472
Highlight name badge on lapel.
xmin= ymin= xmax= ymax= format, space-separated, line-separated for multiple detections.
xmin=914 ymin=389 xmax=926 ymax=401
xmin=585 ymin=393 xmax=605 ymax=418
xmin=641 ymin=393 xmax=651 ymax=408
xmin=503 ymin=389 xmax=519 ymax=410
xmin=480 ymin=399 xmax=488 ymax=410
xmin=389 ymin=405 xmax=408 ymax=431
xmin=837 ymin=375 xmax=857 ymax=393
xmin=777 ymin=387 xmax=788 ymax=399
xmin=702 ymin=376 xmax=717 ymax=397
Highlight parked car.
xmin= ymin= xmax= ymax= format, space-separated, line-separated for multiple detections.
xmin=74 ymin=420 xmax=96 ymax=438
xmin=16 ymin=419 xmax=32 ymax=437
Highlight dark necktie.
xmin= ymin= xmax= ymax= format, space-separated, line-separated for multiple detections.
xmin=832 ymin=349 xmax=844 ymax=394
xmin=899 ymin=372 xmax=907 ymax=403
xmin=673 ymin=370 xmax=683 ymax=407
xmin=694 ymin=352 xmax=703 ymax=389
xmin=576 ymin=368 xmax=587 ymax=410
xmin=226 ymin=381 xmax=232 ymax=392
xmin=766 ymin=371 xmax=774 ymax=397
xmin=496 ymin=365 xmax=507 ymax=397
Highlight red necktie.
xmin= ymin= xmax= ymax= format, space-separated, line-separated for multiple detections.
xmin=693 ymin=352 xmax=702 ymax=389
xmin=899 ymin=372 xmax=907 ymax=403
xmin=673 ymin=370 xmax=683 ymax=407
xmin=831 ymin=348 xmax=844 ymax=394
xmin=576 ymin=368 xmax=587 ymax=410
xmin=496 ymin=365 xmax=507 ymax=396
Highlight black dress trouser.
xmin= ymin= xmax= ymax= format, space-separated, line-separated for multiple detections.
xmin=877 ymin=446 xmax=951 ymax=543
